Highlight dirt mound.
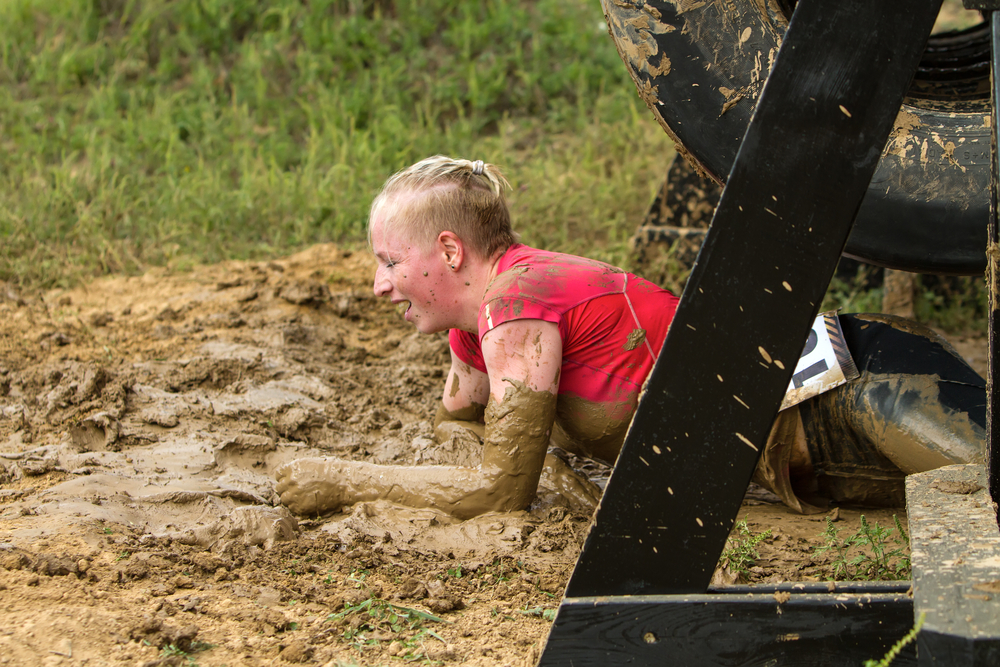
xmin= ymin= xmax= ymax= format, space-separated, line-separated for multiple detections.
xmin=0 ymin=244 xmax=925 ymax=665
xmin=0 ymin=245 xmax=594 ymax=665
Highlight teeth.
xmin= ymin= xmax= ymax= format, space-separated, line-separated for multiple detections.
xmin=397 ymin=301 xmax=411 ymax=315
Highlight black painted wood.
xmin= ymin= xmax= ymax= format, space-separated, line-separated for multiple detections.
xmin=918 ymin=631 xmax=1000 ymax=665
xmin=563 ymin=0 xmax=944 ymax=599
xmin=538 ymin=586 xmax=915 ymax=667
xmin=988 ymin=11 xmax=1000 ymax=517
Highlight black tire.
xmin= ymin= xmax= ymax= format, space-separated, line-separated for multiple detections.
xmin=603 ymin=1 xmax=990 ymax=274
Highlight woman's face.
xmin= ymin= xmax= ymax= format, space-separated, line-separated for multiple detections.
xmin=370 ymin=218 xmax=454 ymax=334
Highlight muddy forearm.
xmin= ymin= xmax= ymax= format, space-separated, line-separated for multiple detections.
xmin=339 ymin=460 xmax=491 ymax=516
xmin=276 ymin=457 xmax=497 ymax=519
xmin=321 ymin=459 xmax=533 ymax=520
xmin=477 ymin=380 xmax=557 ymax=512
xmin=279 ymin=384 xmax=557 ymax=520
xmin=359 ymin=383 xmax=556 ymax=518
xmin=277 ymin=453 xmax=548 ymax=521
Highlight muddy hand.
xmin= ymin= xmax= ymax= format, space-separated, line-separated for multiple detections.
xmin=275 ymin=457 xmax=353 ymax=516
xmin=539 ymin=453 xmax=602 ymax=513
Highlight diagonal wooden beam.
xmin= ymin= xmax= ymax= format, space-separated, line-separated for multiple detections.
xmin=562 ymin=0 xmax=943 ymax=599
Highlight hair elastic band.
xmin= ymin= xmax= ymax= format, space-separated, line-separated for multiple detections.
xmin=471 ymin=160 xmax=484 ymax=175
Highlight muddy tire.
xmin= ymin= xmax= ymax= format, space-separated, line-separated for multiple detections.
xmin=603 ymin=1 xmax=990 ymax=274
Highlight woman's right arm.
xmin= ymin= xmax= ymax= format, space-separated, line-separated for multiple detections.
xmin=275 ymin=322 xmax=566 ymax=518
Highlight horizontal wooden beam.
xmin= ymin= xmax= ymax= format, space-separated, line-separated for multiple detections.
xmin=539 ymin=583 xmax=914 ymax=667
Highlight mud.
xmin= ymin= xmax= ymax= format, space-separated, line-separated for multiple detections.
xmin=0 ymin=244 xmax=971 ymax=666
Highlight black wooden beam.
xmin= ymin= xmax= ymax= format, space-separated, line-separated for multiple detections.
xmin=539 ymin=583 xmax=915 ymax=667
xmin=988 ymin=11 xmax=1000 ymax=517
xmin=562 ymin=0 xmax=943 ymax=599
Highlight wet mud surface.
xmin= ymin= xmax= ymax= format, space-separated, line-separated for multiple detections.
xmin=0 ymin=245 xmax=982 ymax=666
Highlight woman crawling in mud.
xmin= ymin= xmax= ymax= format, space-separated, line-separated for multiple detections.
xmin=275 ymin=155 xmax=986 ymax=518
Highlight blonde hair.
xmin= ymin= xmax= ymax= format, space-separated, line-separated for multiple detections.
xmin=368 ymin=155 xmax=517 ymax=259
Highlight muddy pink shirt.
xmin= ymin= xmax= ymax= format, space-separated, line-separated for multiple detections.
xmin=450 ymin=245 xmax=678 ymax=418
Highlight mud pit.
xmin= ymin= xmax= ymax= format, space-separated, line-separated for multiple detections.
xmin=0 ymin=245 xmax=977 ymax=666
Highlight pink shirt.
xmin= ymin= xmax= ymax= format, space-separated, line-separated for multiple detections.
xmin=450 ymin=245 xmax=678 ymax=416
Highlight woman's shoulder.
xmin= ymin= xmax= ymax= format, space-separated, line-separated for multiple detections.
xmin=488 ymin=246 xmax=624 ymax=298
xmin=480 ymin=246 xmax=631 ymax=334
xmin=498 ymin=244 xmax=616 ymax=273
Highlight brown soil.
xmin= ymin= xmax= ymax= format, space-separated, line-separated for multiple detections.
xmin=0 ymin=245 xmax=967 ymax=666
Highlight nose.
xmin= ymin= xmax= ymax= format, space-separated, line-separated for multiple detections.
xmin=374 ymin=265 xmax=392 ymax=297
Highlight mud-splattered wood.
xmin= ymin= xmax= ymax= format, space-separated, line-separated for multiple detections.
xmin=988 ymin=10 xmax=1000 ymax=514
xmin=540 ymin=583 xmax=914 ymax=667
xmin=907 ymin=464 xmax=1000 ymax=664
xmin=562 ymin=0 xmax=944 ymax=599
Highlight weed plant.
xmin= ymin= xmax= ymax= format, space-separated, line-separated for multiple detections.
xmin=159 ymin=640 xmax=213 ymax=666
xmin=1 ymin=0 xmax=671 ymax=289
xmin=326 ymin=595 xmax=449 ymax=660
xmin=471 ymin=556 xmax=520 ymax=590
xmin=914 ymin=274 xmax=988 ymax=335
xmin=718 ymin=516 xmax=772 ymax=581
xmin=518 ymin=605 xmax=557 ymax=621
xmin=863 ymin=612 xmax=925 ymax=667
xmin=816 ymin=514 xmax=911 ymax=581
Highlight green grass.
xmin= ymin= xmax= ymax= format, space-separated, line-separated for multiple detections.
xmin=0 ymin=0 xmax=672 ymax=290
xmin=820 ymin=266 xmax=988 ymax=335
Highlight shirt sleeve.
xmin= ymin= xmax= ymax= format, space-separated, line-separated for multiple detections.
xmin=449 ymin=329 xmax=487 ymax=374
xmin=480 ymin=296 xmax=562 ymax=334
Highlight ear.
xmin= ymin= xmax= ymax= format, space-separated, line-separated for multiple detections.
xmin=437 ymin=231 xmax=465 ymax=270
